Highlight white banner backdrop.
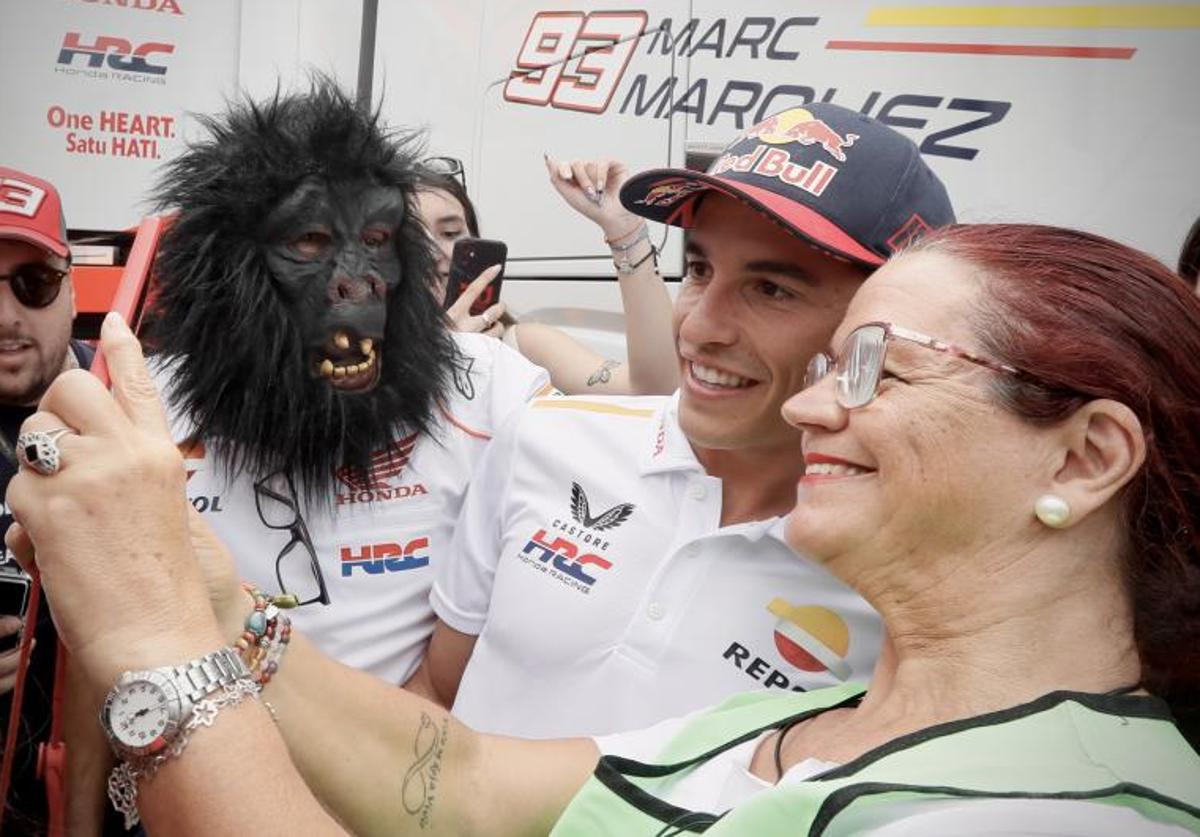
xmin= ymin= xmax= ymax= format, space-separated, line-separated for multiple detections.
xmin=0 ymin=0 xmax=242 ymax=230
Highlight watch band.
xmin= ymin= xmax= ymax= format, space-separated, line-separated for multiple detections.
xmin=169 ymin=647 xmax=252 ymax=705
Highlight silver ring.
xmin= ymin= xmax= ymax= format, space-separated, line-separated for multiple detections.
xmin=16 ymin=428 xmax=75 ymax=476
xmin=481 ymin=309 xmax=495 ymax=326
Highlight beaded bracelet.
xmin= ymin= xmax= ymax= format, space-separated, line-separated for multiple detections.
xmin=237 ymin=584 xmax=295 ymax=685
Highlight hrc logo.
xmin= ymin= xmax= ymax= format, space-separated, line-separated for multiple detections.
xmin=520 ymin=529 xmax=611 ymax=592
xmin=340 ymin=538 xmax=429 ymax=577
xmin=57 ymin=33 xmax=175 ymax=75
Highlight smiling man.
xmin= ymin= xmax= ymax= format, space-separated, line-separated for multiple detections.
xmin=408 ymin=105 xmax=956 ymax=738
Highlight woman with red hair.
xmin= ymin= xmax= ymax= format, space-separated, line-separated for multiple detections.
xmin=6 ymin=224 xmax=1199 ymax=834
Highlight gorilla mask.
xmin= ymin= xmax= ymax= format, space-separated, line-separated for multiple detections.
xmin=149 ymin=79 xmax=462 ymax=499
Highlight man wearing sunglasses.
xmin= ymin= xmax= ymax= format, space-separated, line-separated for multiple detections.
xmin=411 ymin=105 xmax=956 ymax=739
xmin=0 ymin=166 xmax=93 ymax=831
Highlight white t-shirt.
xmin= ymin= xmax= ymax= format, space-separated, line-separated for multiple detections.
xmin=159 ymin=333 xmax=551 ymax=684
xmin=433 ymin=392 xmax=882 ymax=738
xmin=596 ymin=718 xmax=1191 ymax=835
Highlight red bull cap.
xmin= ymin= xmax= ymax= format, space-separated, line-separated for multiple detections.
xmin=621 ymin=103 xmax=955 ymax=267
xmin=0 ymin=166 xmax=70 ymax=261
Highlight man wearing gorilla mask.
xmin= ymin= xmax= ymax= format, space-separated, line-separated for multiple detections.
xmin=147 ymin=79 xmax=551 ymax=684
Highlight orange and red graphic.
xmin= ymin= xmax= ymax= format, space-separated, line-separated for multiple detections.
xmin=334 ymin=433 xmax=418 ymax=492
xmin=767 ymin=598 xmax=851 ymax=681
xmin=744 ymin=108 xmax=859 ymax=162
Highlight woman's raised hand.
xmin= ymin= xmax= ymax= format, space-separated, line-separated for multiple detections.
xmin=5 ymin=313 xmax=227 ymax=686
xmin=544 ymin=155 xmax=644 ymax=243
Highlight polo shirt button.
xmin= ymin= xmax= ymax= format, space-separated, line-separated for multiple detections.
xmin=646 ymin=602 xmax=666 ymax=621
xmin=688 ymin=484 xmax=707 ymax=501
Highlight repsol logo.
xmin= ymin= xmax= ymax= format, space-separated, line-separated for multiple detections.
xmin=722 ymin=642 xmax=809 ymax=692
xmin=340 ymin=538 xmax=429 ymax=577
xmin=189 ymin=495 xmax=223 ymax=513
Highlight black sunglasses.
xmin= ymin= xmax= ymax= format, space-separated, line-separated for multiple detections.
xmin=0 ymin=262 xmax=67 ymax=309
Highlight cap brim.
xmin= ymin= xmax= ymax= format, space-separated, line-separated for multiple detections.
xmin=0 ymin=225 xmax=70 ymax=259
xmin=621 ymin=168 xmax=883 ymax=267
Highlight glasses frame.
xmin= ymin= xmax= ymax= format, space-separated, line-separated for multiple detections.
xmin=420 ymin=156 xmax=466 ymax=189
xmin=0 ymin=262 xmax=68 ymax=309
xmin=252 ymin=471 xmax=331 ymax=607
xmin=807 ymin=320 xmax=1024 ymax=410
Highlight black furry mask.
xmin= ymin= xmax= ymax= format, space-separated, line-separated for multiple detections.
xmin=148 ymin=78 xmax=463 ymax=499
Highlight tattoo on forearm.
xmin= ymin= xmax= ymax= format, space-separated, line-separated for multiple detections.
xmin=587 ymin=359 xmax=622 ymax=387
xmin=401 ymin=712 xmax=450 ymax=829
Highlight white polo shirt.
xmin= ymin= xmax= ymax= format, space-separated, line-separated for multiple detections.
xmin=432 ymin=392 xmax=882 ymax=738
xmin=159 ymin=333 xmax=551 ymax=684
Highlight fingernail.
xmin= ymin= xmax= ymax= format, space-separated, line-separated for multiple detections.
xmin=103 ymin=311 xmax=128 ymax=333
xmin=559 ymin=164 xmax=572 ymax=179
xmin=586 ymin=187 xmax=597 ymax=201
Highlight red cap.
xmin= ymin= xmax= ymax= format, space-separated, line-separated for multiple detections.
xmin=0 ymin=166 xmax=70 ymax=260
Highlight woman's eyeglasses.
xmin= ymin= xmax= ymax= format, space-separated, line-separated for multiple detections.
xmin=253 ymin=472 xmax=331 ymax=607
xmin=420 ymin=156 xmax=466 ymax=188
xmin=804 ymin=321 xmax=1024 ymax=410
xmin=0 ymin=262 xmax=67 ymax=309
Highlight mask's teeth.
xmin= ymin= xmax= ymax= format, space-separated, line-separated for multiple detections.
xmin=319 ymin=358 xmax=334 ymax=378
xmin=360 ymin=338 xmax=373 ymax=355
xmin=334 ymin=331 xmax=351 ymax=350
xmin=333 ymin=365 xmax=348 ymax=379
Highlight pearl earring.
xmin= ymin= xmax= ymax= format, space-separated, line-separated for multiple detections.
xmin=1034 ymin=494 xmax=1071 ymax=528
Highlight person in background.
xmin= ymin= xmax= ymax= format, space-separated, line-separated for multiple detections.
xmin=0 ymin=166 xmax=115 ymax=835
xmin=416 ymin=157 xmax=680 ymax=395
xmin=8 ymin=221 xmax=1200 ymax=835
xmin=414 ymin=163 xmax=507 ymax=338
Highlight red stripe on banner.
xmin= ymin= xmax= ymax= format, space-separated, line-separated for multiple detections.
xmin=825 ymin=40 xmax=1136 ymax=59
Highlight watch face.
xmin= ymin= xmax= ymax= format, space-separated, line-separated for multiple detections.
xmin=104 ymin=673 xmax=181 ymax=756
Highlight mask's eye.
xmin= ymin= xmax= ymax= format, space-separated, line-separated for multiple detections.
xmin=362 ymin=229 xmax=391 ymax=249
xmin=293 ymin=230 xmax=332 ymax=259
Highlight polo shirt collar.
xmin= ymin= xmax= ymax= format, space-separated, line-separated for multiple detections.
xmin=639 ymin=391 xmax=705 ymax=476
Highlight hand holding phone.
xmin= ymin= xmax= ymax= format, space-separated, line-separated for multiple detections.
xmin=0 ymin=572 xmax=30 ymax=655
xmin=443 ymin=237 xmax=507 ymax=316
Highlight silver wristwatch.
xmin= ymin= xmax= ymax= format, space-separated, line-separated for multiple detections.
xmin=100 ymin=646 xmax=252 ymax=761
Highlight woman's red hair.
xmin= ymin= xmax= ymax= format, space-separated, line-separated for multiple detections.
xmin=914 ymin=224 xmax=1200 ymax=734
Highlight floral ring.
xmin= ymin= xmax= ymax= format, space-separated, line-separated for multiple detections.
xmin=15 ymin=428 xmax=76 ymax=476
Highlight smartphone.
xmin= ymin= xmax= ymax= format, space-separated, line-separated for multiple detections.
xmin=443 ymin=237 xmax=507 ymax=316
xmin=0 ymin=569 xmax=31 ymax=652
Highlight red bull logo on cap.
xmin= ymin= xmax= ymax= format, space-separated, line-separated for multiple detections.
xmin=711 ymin=145 xmax=839 ymax=199
xmin=743 ymin=108 xmax=859 ymax=162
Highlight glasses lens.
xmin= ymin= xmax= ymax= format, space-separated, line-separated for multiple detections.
xmin=804 ymin=353 xmax=832 ymax=390
xmin=254 ymin=477 xmax=299 ymax=530
xmin=839 ymin=324 xmax=887 ymax=408
xmin=9 ymin=264 xmax=64 ymax=309
xmin=276 ymin=535 xmax=328 ymax=606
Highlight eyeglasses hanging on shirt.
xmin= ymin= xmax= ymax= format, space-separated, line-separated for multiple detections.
xmin=253 ymin=471 xmax=331 ymax=607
